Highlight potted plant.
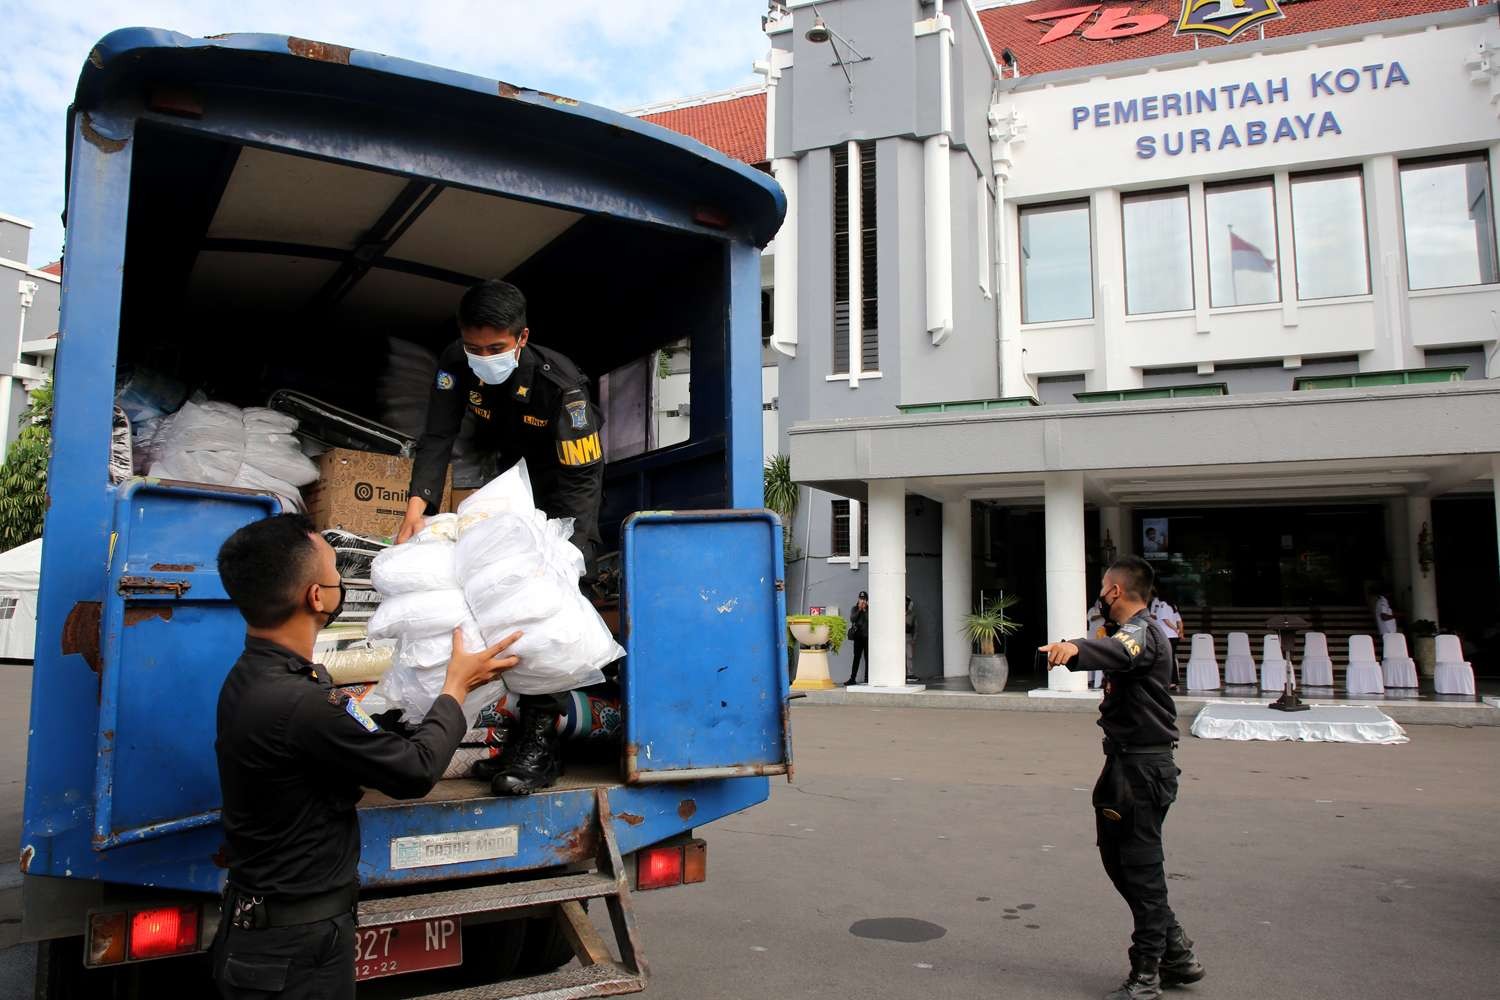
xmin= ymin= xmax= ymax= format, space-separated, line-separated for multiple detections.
xmin=1409 ymin=619 xmax=1439 ymax=677
xmin=787 ymin=614 xmax=847 ymax=691
xmin=962 ymin=594 xmax=1020 ymax=694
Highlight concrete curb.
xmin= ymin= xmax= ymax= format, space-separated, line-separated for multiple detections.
xmin=795 ymin=690 xmax=1500 ymax=726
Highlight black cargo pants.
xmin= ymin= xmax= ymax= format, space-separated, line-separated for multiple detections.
xmin=1094 ymin=750 xmax=1182 ymax=961
xmin=211 ymin=910 xmax=356 ymax=999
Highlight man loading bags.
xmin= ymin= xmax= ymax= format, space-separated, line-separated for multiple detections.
xmin=396 ymin=279 xmax=609 ymax=795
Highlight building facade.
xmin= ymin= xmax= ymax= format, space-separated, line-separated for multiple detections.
xmin=641 ymin=0 xmax=1500 ymax=690
xmin=0 ymin=214 xmax=59 ymax=452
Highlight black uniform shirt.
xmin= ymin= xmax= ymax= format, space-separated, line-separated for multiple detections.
xmin=215 ymin=637 xmax=466 ymax=897
xmin=409 ymin=342 xmax=604 ymax=557
xmin=1064 ymin=609 xmax=1179 ymax=747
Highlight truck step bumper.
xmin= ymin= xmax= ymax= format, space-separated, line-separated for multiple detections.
xmin=398 ymin=960 xmax=644 ymax=999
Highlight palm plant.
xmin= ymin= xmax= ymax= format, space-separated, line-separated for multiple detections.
xmin=963 ymin=593 xmax=1021 ymax=656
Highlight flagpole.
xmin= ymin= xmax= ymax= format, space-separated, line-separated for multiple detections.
xmin=1228 ymin=224 xmax=1240 ymax=306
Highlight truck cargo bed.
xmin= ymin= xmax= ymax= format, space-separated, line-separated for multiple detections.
xmin=360 ymin=762 xmax=622 ymax=810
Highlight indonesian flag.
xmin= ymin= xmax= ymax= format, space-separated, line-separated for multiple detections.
xmin=1229 ymin=231 xmax=1275 ymax=273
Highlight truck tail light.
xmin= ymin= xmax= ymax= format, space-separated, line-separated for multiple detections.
xmin=637 ymin=846 xmax=684 ymax=890
xmin=683 ymin=840 xmax=707 ymax=884
xmin=87 ymin=912 xmax=127 ymax=966
xmin=128 ymin=904 xmax=200 ymax=960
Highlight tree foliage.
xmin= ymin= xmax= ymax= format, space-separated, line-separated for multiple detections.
xmin=0 ymin=380 xmax=53 ymax=551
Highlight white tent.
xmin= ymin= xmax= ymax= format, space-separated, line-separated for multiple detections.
xmin=0 ymin=537 xmax=42 ymax=660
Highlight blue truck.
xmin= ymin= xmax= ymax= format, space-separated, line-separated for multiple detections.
xmin=22 ymin=29 xmax=790 ymax=997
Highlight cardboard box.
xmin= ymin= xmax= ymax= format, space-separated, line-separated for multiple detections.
xmin=445 ymin=486 xmax=480 ymax=513
xmin=304 ymin=448 xmax=450 ymax=540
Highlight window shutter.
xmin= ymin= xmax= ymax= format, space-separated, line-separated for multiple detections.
xmin=830 ymin=499 xmax=851 ymax=557
xmin=859 ymin=141 xmax=878 ymax=372
xmin=832 ymin=145 xmax=851 ymax=375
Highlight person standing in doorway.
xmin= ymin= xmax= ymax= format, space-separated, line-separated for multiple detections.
xmin=1040 ymin=556 xmax=1205 ymax=1000
xmin=1086 ymin=599 xmax=1109 ymax=689
xmin=905 ymin=595 xmax=918 ymax=680
xmin=1368 ymin=584 xmax=1399 ymax=636
xmin=1149 ymin=589 xmax=1184 ymax=692
xmin=846 ymin=592 xmax=869 ymax=686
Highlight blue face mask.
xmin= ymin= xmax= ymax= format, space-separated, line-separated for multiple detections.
xmin=466 ymin=348 xmax=519 ymax=385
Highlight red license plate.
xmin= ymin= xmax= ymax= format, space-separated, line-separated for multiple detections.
xmin=353 ymin=917 xmax=463 ymax=981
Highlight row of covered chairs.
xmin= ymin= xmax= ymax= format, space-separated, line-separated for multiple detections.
xmin=1182 ymin=632 xmax=1476 ymax=696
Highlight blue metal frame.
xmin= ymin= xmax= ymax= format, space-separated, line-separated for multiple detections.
xmin=24 ymin=31 xmax=787 ymax=895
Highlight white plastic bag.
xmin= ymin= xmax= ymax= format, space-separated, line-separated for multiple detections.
xmin=455 ymin=460 xmax=536 ymax=533
xmin=380 ymin=620 xmax=510 ymax=727
xmin=366 ymin=589 xmax=469 ymax=640
xmin=370 ymin=538 xmax=459 ymax=595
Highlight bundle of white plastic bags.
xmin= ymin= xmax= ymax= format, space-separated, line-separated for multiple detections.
xmin=145 ymin=399 xmax=319 ymax=510
xmin=367 ymin=461 xmax=622 ymax=725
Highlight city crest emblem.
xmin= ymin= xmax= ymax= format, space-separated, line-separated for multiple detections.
xmin=1176 ymin=0 xmax=1284 ymax=42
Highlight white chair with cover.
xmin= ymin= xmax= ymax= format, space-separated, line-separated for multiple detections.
xmin=1260 ymin=634 xmax=1290 ymax=691
xmin=1300 ymin=632 xmax=1335 ymax=687
xmin=1223 ymin=632 xmax=1257 ymax=685
xmin=1345 ymin=635 xmax=1385 ymax=695
xmin=1185 ymin=633 xmax=1220 ymax=691
xmin=1433 ymin=635 xmax=1476 ymax=696
xmin=1380 ymin=633 xmax=1419 ymax=689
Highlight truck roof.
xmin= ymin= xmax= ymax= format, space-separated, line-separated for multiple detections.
xmin=69 ymin=27 xmax=786 ymax=247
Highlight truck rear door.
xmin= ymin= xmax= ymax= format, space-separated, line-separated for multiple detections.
xmin=620 ymin=511 xmax=791 ymax=783
xmin=90 ymin=480 xmax=279 ymax=850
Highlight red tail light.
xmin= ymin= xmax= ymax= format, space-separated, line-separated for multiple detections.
xmin=128 ymin=905 xmax=199 ymax=960
xmin=638 ymin=846 xmax=685 ymax=890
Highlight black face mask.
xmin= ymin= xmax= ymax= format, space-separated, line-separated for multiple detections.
xmin=1098 ymin=588 xmax=1116 ymax=622
xmin=317 ymin=580 xmax=347 ymax=629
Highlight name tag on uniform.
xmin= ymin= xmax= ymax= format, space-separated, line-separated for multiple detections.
xmin=523 ymin=414 xmax=549 ymax=428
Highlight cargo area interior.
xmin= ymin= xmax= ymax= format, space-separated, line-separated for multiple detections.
xmin=114 ymin=123 xmax=736 ymax=793
xmin=119 ymin=122 xmax=732 ymax=541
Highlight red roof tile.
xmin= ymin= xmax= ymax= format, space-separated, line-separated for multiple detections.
xmin=640 ymin=2 xmax=1471 ymax=161
xmin=39 ymin=260 xmax=62 ymax=276
xmin=978 ymin=0 xmax=1472 ymax=77
xmin=639 ymin=91 xmax=768 ymax=166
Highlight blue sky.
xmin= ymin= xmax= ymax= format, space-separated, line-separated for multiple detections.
xmin=0 ymin=0 xmax=768 ymax=267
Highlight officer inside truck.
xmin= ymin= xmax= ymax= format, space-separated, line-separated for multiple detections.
xmin=397 ymin=278 xmax=606 ymax=796
xmin=214 ymin=514 xmax=520 ymax=1000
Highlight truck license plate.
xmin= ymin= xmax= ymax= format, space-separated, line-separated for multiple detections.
xmin=353 ymin=918 xmax=463 ymax=981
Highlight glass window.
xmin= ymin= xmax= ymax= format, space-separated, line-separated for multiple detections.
xmin=831 ymin=499 xmax=850 ymax=557
xmin=1290 ymin=170 xmax=1370 ymax=300
xmin=0 ymin=598 xmax=14 ymax=621
xmin=1020 ymin=201 xmax=1093 ymax=323
xmin=599 ymin=339 xmax=691 ymax=462
xmin=1400 ymin=154 xmax=1499 ymax=291
xmin=1122 ymin=189 xmax=1193 ymax=314
xmin=1205 ymin=179 xmax=1280 ymax=307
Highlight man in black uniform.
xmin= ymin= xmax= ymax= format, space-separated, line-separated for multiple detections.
xmin=397 ymin=278 xmax=605 ymax=796
xmin=212 ymin=514 xmax=520 ymax=999
xmin=1040 ymin=556 xmax=1205 ymax=1000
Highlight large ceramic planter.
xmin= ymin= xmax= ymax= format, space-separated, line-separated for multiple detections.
xmin=1413 ymin=636 xmax=1437 ymax=677
xmin=969 ymin=653 xmax=1009 ymax=694
xmin=788 ymin=620 xmax=831 ymax=648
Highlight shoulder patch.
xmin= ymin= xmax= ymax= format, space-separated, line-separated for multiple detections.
xmin=344 ymin=696 xmax=379 ymax=733
xmin=557 ymin=432 xmax=602 ymax=467
xmin=565 ymin=398 xmax=589 ymax=430
xmin=436 ymin=370 xmax=455 ymax=391
xmin=469 ymin=390 xmax=484 ymax=406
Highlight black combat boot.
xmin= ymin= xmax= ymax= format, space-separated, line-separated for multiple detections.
xmin=491 ymin=704 xmax=562 ymax=796
xmin=1105 ymin=955 xmax=1162 ymax=1000
xmin=1159 ymin=926 xmax=1205 ymax=987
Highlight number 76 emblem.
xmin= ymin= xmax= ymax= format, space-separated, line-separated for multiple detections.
xmin=1027 ymin=1 xmax=1284 ymax=45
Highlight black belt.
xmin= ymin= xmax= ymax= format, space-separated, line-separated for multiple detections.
xmin=224 ymin=883 xmax=357 ymax=930
xmin=1102 ymin=738 xmax=1176 ymax=756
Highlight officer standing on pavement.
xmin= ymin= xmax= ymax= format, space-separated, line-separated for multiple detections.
xmin=1039 ymin=556 xmax=1205 ymax=1000
xmin=396 ymin=279 xmax=607 ymax=797
xmin=213 ymin=513 xmax=520 ymax=999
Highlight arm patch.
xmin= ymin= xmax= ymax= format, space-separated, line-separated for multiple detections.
xmin=1113 ymin=624 xmax=1144 ymax=659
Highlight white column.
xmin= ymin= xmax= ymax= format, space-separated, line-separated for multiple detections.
xmin=769 ymin=157 xmax=798 ymax=357
xmin=1099 ymin=505 xmax=1124 ymax=567
xmin=866 ymin=479 xmax=917 ymax=690
xmin=1407 ymin=495 xmax=1438 ymax=628
xmin=941 ymin=497 xmax=973 ymax=679
xmin=1045 ymin=473 xmax=1089 ymax=693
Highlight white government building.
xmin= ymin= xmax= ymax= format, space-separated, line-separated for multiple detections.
xmin=649 ymin=0 xmax=1500 ymax=694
